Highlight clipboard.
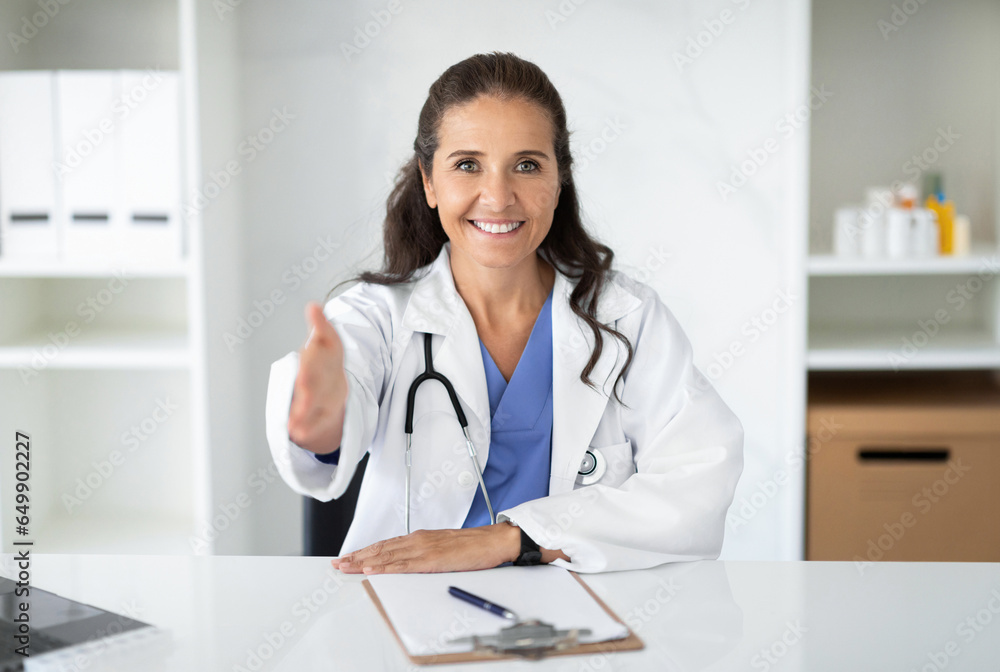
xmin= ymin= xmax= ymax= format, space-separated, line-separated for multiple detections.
xmin=362 ymin=571 xmax=644 ymax=665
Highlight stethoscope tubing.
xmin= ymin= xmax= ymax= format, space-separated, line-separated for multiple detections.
xmin=402 ymin=332 xmax=607 ymax=533
xmin=404 ymin=333 xmax=496 ymax=534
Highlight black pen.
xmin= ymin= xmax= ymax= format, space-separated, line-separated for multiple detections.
xmin=448 ymin=586 xmax=518 ymax=620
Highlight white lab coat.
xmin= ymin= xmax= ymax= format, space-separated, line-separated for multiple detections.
xmin=265 ymin=242 xmax=744 ymax=573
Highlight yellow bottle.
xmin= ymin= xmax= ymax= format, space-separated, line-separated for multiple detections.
xmin=924 ymin=174 xmax=955 ymax=255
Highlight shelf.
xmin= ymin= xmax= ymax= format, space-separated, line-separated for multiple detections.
xmin=0 ymin=260 xmax=190 ymax=278
xmin=0 ymin=0 xmax=216 ymax=557
xmin=808 ymin=327 xmax=1000 ymax=370
xmin=0 ymin=325 xmax=190 ymax=369
xmin=808 ymin=246 xmax=1000 ymax=276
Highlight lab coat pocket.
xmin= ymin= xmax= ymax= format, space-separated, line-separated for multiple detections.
xmin=575 ymin=440 xmax=636 ymax=488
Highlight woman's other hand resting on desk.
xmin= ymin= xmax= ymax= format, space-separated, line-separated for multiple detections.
xmin=287 ymin=301 xmax=348 ymax=457
xmin=333 ymin=523 xmax=569 ymax=574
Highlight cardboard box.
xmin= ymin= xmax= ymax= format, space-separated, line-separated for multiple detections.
xmin=806 ymin=371 xmax=1000 ymax=562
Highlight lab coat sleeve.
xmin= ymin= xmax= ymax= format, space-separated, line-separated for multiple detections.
xmin=498 ymin=284 xmax=744 ymax=573
xmin=264 ymin=286 xmax=393 ymax=501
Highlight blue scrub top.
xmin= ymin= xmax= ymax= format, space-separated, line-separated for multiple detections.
xmin=463 ymin=288 xmax=553 ymax=528
xmin=315 ymin=289 xmax=555 ymax=529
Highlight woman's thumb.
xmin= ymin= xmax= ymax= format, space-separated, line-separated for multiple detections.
xmin=305 ymin=302 xmax=335 ymax=343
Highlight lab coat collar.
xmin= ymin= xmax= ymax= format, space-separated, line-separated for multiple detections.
xmin=401 ymin=242 xmax=643 ymax=495
xmin=401 ymin=242 xmax=641 ymax=332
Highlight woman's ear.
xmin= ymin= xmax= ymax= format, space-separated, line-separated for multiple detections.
xmin=418 ymin=159 xmax=437 ymax=209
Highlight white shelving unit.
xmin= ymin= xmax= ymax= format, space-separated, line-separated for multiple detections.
xmin=808 ymin=0 xmax=1000 ymax=376
xmin=808 ymin=245 xmax=1000 ymax=277
xmin=0 ymin=0 xmax=212 ymax=554
xmin=0 ymin=327 xmax=191 ymax=370
xmin=807 ymin=248 xmax=1000 ymax=371
xmin=807 ymin=245 xmax=1000 ymax=371
xmin=0 ymin=261 xmax=190 ymax=278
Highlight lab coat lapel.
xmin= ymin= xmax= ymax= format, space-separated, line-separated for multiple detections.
xmin=400 ymin=244 xmax=492 ymax=436
xmin=400 ymin=243 xmax=644 ymax=501
xmin=550 ymin=269 xmax=642 ymax=495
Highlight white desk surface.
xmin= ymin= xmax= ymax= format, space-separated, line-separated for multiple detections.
xmin=2 ymin=554 xmax=998 ymax=671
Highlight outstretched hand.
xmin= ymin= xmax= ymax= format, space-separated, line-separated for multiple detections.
xmin=288 ymin=301 xmax=349 ymax=454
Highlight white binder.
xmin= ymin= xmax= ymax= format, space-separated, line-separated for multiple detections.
xmin=56 ymin=70 xmax=120 ymax=264
xmin=0 ymin=71 xmax=59 ymax=261
xmin=119 ymin=70 xmax=182 ymax=264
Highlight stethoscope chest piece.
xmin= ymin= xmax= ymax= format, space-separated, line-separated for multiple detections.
xmin=578 ymin=449 xmax=606 ymax=485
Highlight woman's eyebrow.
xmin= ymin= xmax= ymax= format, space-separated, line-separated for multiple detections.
xmin=444 ymin=149 xmax=551 ymax=160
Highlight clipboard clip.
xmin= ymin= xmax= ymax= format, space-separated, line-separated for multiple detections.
xmin=449 ymin=619 xmax=592 ymax=660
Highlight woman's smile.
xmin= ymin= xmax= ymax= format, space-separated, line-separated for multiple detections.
xmin=467 ymin=218 xmax=525 ymax=235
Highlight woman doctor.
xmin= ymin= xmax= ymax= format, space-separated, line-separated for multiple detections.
xmin=265 ymin=52 xmax=744 ymax=575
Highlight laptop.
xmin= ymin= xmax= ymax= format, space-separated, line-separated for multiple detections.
xmin=0 ymin=577 xmax=166 ymax=672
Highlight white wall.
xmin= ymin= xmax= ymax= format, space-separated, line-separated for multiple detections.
xmin=220 ymin=0 xmax=810 ymax=559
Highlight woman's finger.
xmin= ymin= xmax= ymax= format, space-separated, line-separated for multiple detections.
xmin=362 ymin=559 xmax=414 ymax=574
xmin=334 ymin=534 xmax=433 ymax=572
xmin=332 ymin=528 xmax=512 ymax=574
xmin=339 ymin=534 xmax=411 ymax=564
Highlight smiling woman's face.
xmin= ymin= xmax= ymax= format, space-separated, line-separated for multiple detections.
xmin=419 ymin=95 xmax=562 ymax=273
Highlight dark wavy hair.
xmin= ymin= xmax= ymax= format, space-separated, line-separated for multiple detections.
xmin=333 ymin=51 xmax=633 ymax=403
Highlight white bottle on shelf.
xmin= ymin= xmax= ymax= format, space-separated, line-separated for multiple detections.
xmin=910 ymin=208 xmax=939 ymax=258
xmin=885 ymin=207 xmax=911 ymax=259
xmin=859 ymin=187 xmax=892 ymax=258
xmin=859 ymin=211 xmax=884 ymax=258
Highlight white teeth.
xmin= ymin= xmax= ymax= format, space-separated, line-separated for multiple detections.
xmin=472 ymin=220 xmax=522 ymax=234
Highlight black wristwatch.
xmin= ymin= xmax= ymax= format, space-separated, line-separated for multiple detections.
xmin=512 ymin=525 xmax=543 ymax=566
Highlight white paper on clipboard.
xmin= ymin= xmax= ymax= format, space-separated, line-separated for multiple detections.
xmin=365 ymin=565 xmax=629 ymax=656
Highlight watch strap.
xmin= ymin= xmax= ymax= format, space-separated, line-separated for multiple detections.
xmin=513 ymin=527 xmax=543 ymax=566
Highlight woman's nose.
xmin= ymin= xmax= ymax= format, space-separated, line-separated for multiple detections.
xmin=479 ymin=171 xmax=515 ymax=210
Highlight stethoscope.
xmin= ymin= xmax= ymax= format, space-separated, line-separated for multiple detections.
xmin=403 ymin=332 xmax=607 ymax=534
